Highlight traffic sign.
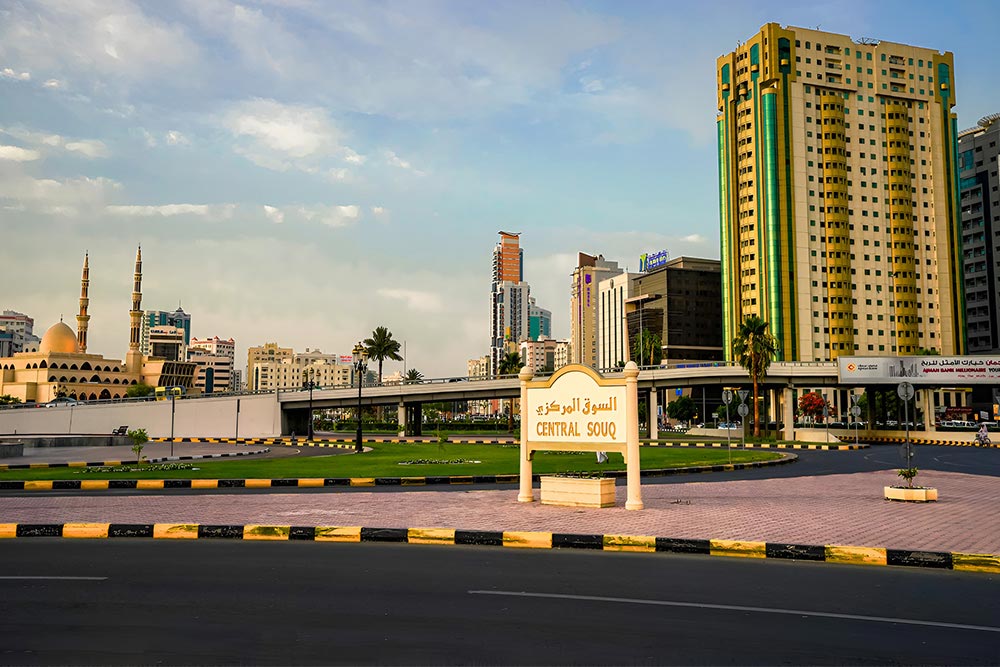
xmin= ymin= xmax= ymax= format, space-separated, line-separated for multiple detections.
xmin=822 ymin=406 xmax=830 ymax=418
xmin=737 ymin=404 xmax=749 ymax=417
xmin=722 ymin=390 xmax=733 ymax=404
xmin=897 ymin=382 xmax=915 ymax=401
xmin=737 ymin=390 xmax=749 ymax=403
xmin=850 ymin=406 xmax=862 ymax=417
xmin=850 ymin=394 xmax=861 ymax=405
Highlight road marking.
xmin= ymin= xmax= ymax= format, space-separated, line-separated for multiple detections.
xmin=469 ymin=590 xmax=1000 ymax=634
xmin=0 ymin=576 xmax=107 ymax=581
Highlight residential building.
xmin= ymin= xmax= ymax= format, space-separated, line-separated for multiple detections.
xmin=466 ymin=354 xmax=492 ymax=416
xmin=627 ymin=257 xmax=723 ymax=364
xmin=189 ymin=336 xmax=236 ymax=393
xmin=717 ymin=24 xmax=965 ymax=361
xmin=247 ymin=342 xmax=293 ymax=391
xmin=957 ymin=113 xmax=1000 ymax=353
xmin=141 ymin=307 xmax=191 ymax=355
xmin=247 ymin=345 xmax=353 ymax=392
xmin=0 ymin=310 xmax=40 ymax=354
xmin=553 ymin=339 xmax=571 ymax=370
xmin=598 ymin=272 xmax=639 ymax=370
xmin=570 ymin=253 xmax=622 ymax=367
xmin=490 ymin=231 xmax=532 ymax=375
xmin=519 ymin=337 xmax=558 ymax=374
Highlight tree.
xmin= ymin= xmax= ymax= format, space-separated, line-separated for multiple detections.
xmin=632 ymin=329 xmax=662 ymax=367
xmin=0 ymin=394 xmax=21 ymax=405
xmin=363 ymin=326 xmax=403 ymax=384
xmin=798 ymin=392 xmax=835 ymax=423
xmin=126 ymin=383 xmax=154 ymax=398
xmin=666 ymin=395 xmax=697 ymax=424
xmin=498 ymin=351 xmax=523 ymax=433
xmin=404 ymin=368 xmax=424 ymax=384
xmin=128 ymin=428 xmax=148 ymax=464
xmin=732 ymin=315 xmax=778 ymax=437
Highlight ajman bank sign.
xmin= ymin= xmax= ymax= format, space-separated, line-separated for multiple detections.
xmin=838 ymin=355 xmax=1000 ymax=385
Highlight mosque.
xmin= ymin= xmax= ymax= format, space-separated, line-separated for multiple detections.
xmin=0 ymin=248 xmax=198 ymax=403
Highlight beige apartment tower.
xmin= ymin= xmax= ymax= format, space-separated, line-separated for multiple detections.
xmin=717 ymin=24 xmax=965 ymax=361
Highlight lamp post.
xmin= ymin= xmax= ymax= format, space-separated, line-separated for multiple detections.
xmin=352 ymin=342 xmax=369 ymax=453
xmin=170 ymin=392 xmax=176 ymax=458
xmin=302 ymin=367 xmax=317 ymax=441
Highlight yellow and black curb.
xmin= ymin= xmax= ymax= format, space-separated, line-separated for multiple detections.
xmin=0 ymin=448 xmax=268 ymax=472
xmin=866 ymin=436 xmax=998 ymax=448
xmin=1 ymin=522 xmax=996 ymax=573
xmin=641 ymin=441 xmax=867 ymax=451
xmin=0 ymin=454 xmax=796 ymax=492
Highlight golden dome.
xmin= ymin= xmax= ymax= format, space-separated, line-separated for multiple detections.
xmin=39 ymin=321 xmax=81 ymax=355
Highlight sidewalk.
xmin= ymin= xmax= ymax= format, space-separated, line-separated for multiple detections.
xmin=2 ymin=468 xmax=997 ymax=555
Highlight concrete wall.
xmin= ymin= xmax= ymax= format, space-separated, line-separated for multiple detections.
xmin=0 ymin=394 xmax=283 ymax=438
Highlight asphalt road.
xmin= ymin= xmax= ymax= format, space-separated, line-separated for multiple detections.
xmin=1 ymin=541 xmax=997 ymax=665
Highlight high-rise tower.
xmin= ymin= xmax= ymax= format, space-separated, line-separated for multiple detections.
xmin=490 ymin=231 xmax=531 ymax=375
xmin=125 ymin=246 xmax=143 ymax=374
xmin=717 ymin=24 xmax=965 ymax=361
xmin=570 ymin=253 xmax=622 ymax=367
xmin=76 ymin=253 xmax=90 ymax=353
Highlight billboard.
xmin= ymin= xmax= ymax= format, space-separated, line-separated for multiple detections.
xmin=838 ymin=355 xmax=1000 ymax=385
xmin=639 ymin=250 xmax=669 ymax=273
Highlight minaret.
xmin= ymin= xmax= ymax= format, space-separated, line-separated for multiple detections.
xmin=76 ymin=252 xmax=90 ymax=353
xmin=125 ymin=245 xmax=144 ymax=375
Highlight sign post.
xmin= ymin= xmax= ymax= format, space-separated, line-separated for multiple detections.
xmin=898 ymin=381 xmax=915 ymax=472
xmin=722 ymin=389 xmax=733 ymax=452
xmin=850 ymin=394 xmax=861 ymax=446
xmin=520 ymin=362 xmax=641 ymax=510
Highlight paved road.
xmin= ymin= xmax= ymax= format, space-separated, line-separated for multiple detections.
xmin=0 ymin=541 xmax=997 ymax=665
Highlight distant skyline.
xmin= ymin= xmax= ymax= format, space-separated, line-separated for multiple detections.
xmin=2 ymin=1 xmax=998 ymax=377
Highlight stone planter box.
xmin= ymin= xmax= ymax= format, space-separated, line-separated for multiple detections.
xmin=884 ymin=486 xmax=938 ymax=502
xmin=540 ymin=476 xmax=616 ymax=508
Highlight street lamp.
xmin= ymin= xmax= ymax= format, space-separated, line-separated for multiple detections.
xmin=352 ymin=342 xmax=369 ymax=453
xmin=302 ymin=367 xmax=317 ymax=441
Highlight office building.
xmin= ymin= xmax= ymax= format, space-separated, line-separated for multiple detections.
xmin=247 ymin=342 xmax=293 ymax=391
xmin=627 ymin=257 xmax=723 ymax=364
xmin=570 ymin=253 xmax=622 ymax=367
xmin=957 ymin=113 xmax=1000 ymax=352
xmin=148 ymin=325 xmax=185 ymax=361
xmin=528 ymin=297 xmax=551 ymax=341
xmin=717 ymin=24 xmax=965 ymax=361
xmin=141 ymin=307 xmax=191 ymax=355
xmin=490 ymin=231 xmax=531 ymax=375
xmin=598 ymin=271 xmax=639 ymax=370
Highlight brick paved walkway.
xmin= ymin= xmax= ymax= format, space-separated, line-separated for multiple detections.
xmin=2 ymin=469 xmax=997 ymax=554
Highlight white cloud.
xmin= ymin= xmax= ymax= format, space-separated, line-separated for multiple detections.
xmin=64 ymin=140 xmax=109 ymax=158
xmin=385 ymin=150 xmax=411 ymax=170
xmin=326 ymin=168 xmax=350 ymax=182
xmin=371 ymin=206 xmax=386 ymax=216
xmin=262 ymin=205 xmax=284 ymax=224
xmin=106 ymin=204 xmax=235 ymax=219
xmin=1 ymin=68 xmax=31 ymax=81
xmin=682 ymin=234 xmax=706 ymax=243
xmin=0 ymin=168 xmax=121 ymax=216
xmin=377 ymin=288 xmax=444 ymax=314
xmin=42 ymin=79 xmax=62 ymax=89
xmin=165 ymin=131 xmax=189 ymax=146
xmin=344 ymin=148 xmax=366 ymax=165
xmin=0 ymin=145 xmax=41 ymax=161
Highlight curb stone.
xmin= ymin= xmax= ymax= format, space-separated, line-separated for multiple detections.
xmin=1 ymin=522 xmax=996 ymax=574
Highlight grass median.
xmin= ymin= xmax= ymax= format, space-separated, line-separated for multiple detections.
xmin=0 ymin=442 xmax=782 ymax=480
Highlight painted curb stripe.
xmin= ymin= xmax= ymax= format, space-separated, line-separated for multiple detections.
xmin=296 ymin=478 xmax=326 ymax=488
xmin=108 ymin=524 xmax=154 ymax=538
xmin=360 ymin=527 xmax=408 ymax=543
xmin=710 ymin=539 xmax=767 ymax=559
xmin=17 ymin=524 xmax=63 ymax=537
xmin=825 ymin=545 xmax=888 ymax=566
xmin=656 ymin=537 xmax=711 ymax=554
xmin=455 ymin=530 xmax=504 ymax=546
xmin=407 ymin=528 xmax=456 ymax=545
xmin=553 ymin=533 xmax=604 ymax=550
xmin=153 ymin=524 xmax=198 ymax=539
xmin=951 ymin=552 xmax=1000 ymax=573
xmin=350 ymin=478 xmax=375 ymax=487
xmin=0 ymin=523 xmax=17 ymax=538
xmin=886 ymin=549 xmax=952 ymax=569
xmin=198 ymin=525 xmax=244 ymax=539
xmin=603 ymin=534 xmax=657 ymax=553
xmin=765 ymin=543 xmax=827 ymax=561
xmin=243 ymin=525 xmax=291 ymax=541
xmin=62 ymin=523 xmax=110 ymax=539
xmin=315 ymin=526 xmax=361 ymax=542
xmin=503 ymin=531 xmax=552 ymax=549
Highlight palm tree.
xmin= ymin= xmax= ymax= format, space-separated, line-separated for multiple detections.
xmin=632 ymin=329 xmax=662 ymax=367
xmin=363 ymin=326 xmax=403 ymax=384
xmin=498 ymin=351 xmax=523 ymax=433
xmin=731 ymin=315 xmax=778 ymax=438
xmin=404 ymin=368 xmax=424 ymax=384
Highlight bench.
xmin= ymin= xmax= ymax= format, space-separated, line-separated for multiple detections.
xmin=112 ymin=426 xmax=129 ymax=436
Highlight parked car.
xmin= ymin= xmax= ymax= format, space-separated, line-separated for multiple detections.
xmin=828 ymin=421 xmax=847 ymax=428
xmin=44 ymin=397 xmax=81 ymax=408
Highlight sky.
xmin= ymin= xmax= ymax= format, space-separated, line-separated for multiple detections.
xmin=1 ymin=0 xmax=998 ymax=379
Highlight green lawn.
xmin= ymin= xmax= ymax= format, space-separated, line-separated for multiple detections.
xmin=0 ymin=442 xmax=781 ymax=480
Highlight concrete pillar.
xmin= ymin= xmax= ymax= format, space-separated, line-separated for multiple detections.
xmin=782 ymin=386 xmax=795 ymax=441
xmin=920 ymin=389 xmax=935 ymax=431
xmin=648 ymin=387 xmax=658 ymax=440
xmin=624 ymin=361 xmax=643 ymax=510
xmin=397 ymin=402 xmax=406 ymax=437
xmin=517 ymin=366 xmax=535 ymax=503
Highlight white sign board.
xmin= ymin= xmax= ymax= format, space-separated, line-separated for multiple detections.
xmin=526 ymin=372 xmax=627 ymax=445
xmin=838 ymin=355 xmax=1000 ymax=385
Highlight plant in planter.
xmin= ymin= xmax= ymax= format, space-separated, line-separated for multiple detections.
xmin=128 ymin=428 xmax=148 ymax=464
xmin=540 ymin=472 xmax=615 ymax=508
xmin=885 ymin=465 xmax=938 ymax=502
xmin=897 ymin=466 xmax=918 ymax=488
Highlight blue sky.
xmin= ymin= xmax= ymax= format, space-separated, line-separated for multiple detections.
xmin=1 ymin=0 xmax=997 ymax=378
